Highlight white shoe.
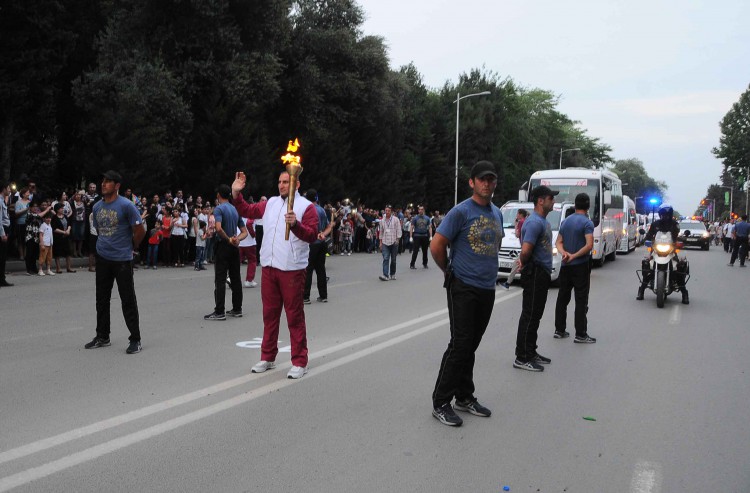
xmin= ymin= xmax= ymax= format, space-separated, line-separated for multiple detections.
xmin=340 ymin=253 xmax=344 ymax=256
xmin=244 ymin=281 xmax=257 ymax=288
xmin=347 ymin=252 xmax=351 ymax=256
xmin=47 ymin=270 xmax=55 ymax=276
xmin=251 ymin=360 xmax=276 ymax=373
xmin=38 ymin=270 xmax=45 ymax=276
xmin=287 ymin=366 xmax=308 ymax=379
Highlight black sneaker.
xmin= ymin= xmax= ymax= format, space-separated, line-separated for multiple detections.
xmin=84 ymin=337 xmax=111 ymax=349
xmin=432 ymin=403 xmax=463 ymax=426
xmin=454 ymin=398 xmax=492 ymax=417
xmin=204 ymin=312 xmax=226 ymax=321
xmin=410 ymin=265 xmax=416 ymax=270
xmin=554 ymin=331 xmax=570 ymax=339
xmin=316 ymin=297 xmax=328 ymax=303
xmin=574 ymin=335 xmax=597 ymax=344
xmin=303 ymin=298 xmax=311 ymax=305
xmin=226 ymin=309 xmax=243 ymax=318
xmin=126 ymin=341 xmax=142 ymax=354
xmin=532 ymin=353 xmax=551 ymax=364
xmin=513 ymin=359 xmax=544 ymax=372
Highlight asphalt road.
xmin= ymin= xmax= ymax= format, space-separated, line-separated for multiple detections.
xmin=1 ymin=243 xmax=748 ymax=492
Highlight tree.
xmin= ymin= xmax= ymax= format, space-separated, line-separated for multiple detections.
xmin=610 ymin=158 xmax=668 ymax=213
xmin=713 ymin=84 xmax=750 ymax=185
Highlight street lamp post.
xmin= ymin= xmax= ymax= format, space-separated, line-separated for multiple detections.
xmin=720 ymin=186 xmax=733 ymax=219
xmin=559 ymin=147 xmax=581 ymax=169
xmin=454 ymin=91 xmax=491 ymax=206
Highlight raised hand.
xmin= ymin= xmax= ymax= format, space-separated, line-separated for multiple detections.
xmin=231 ymin=172 xmax=247 ymax=197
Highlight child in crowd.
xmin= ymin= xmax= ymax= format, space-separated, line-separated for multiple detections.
xmin=38 ymin=213 xmax=54 ymax=276
xmin=147 ymin=219 xmax=164 ymax=269
xmin=194 ymin=220 xmax=207 ymax=271
xmin=340 ymin=214 xmax=353 ymax=256
xmin=366 ymin=226 xmax=374 ymax=253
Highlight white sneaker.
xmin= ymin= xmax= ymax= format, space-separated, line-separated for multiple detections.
xmin=287 ymin=366 xmax=308 ymax=379
xmin=340 ymin=253 xmax=344 ymax=256
xmin=38 ymin=270 xmax=45 ymax=276
xmin=347 ymin=252 xmax=351 ymax=256
xmin=251 ymin=360 xmax=276 ymax=373
xmin=47 ymin=270 xmax=55 ymax=276
xmin=244 ymin=281 xmax=257 ymax=288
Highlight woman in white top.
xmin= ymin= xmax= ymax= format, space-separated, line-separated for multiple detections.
xmin=170 ymin=207 xmax=188 ymax=266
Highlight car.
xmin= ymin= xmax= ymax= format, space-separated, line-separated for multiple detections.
xmin=497 ymin=201 xmax=575 ymax=284
xmin=678 ymin=220 xmax=710 ymax=250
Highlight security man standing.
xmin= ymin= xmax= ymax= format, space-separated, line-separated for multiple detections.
xmin=514 ymin=185 xmax=558 ymax=372
xmin=430 ymin=161 xmax=503 ymax=427
xmin=729 ymin=214 xmax=750 ymax=267
xmin=554 ymin=193 xmax=595 ymax=343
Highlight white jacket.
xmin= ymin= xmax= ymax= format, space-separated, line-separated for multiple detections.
xmin=260 ymin=192 xmax=312 ymax=271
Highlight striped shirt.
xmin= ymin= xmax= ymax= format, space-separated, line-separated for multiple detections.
xmin=378 ymin=215 xmax=402 ymax=246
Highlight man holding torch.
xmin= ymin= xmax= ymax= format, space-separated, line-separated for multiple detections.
xmin=231 ymin=169 xmax=318 ymax=379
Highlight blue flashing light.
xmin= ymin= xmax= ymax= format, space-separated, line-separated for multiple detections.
xmin=648 ymin=198 xmax=659 ymax=205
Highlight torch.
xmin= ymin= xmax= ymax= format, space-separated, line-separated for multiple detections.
xmin=281 ymin=138 xmax=303 ymax=240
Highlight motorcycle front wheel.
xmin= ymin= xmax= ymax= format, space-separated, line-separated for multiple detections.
xmin=656 ymin=270 xmax=666 ymax=308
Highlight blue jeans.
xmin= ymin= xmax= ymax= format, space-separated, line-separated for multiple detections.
xmin=382 ymin=243 xmax=399 ymax=277
xmin=195 ymin=246 xmax=206 ymax=268
xmin=147 ymin=244 xmax=159 ymax=267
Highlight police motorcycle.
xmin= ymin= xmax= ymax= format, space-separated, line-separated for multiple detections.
xmin=636 ymin=229 xmax=690 ymax=308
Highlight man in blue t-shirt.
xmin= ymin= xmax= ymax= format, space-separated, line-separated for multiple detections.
xmin=429 ymin=160 xmax=503 ymax=427
xmin=729 ymin=214 xmax=750 ymax=267
xmin=303 ymin=189 xmax=333 ymax=303
xmin=205 ymin=184 xmax=248 ymax=321
xmin=410 ymin=205 xmax=432 ymax=269
xmin=554 ymin=193 xmax=596 ymax=343
xmin=514 ymin=185 xmax=558 ymax=372
xmin=85 ymin=170 xmax=146 ymax=354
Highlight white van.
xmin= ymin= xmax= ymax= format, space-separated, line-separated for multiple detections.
xmin=617 ymin=195 xmax=637 ymax=253
xmin=497 ymin=201 xmax=575 ymax=283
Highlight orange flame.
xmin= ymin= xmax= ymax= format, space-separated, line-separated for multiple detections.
xmin=286 ymin=138 xmax=300 ymax=153
xmin=281 ymin=153 xmax=301 ymax=166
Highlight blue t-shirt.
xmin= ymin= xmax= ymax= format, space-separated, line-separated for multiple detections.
xmin=521 ymin=212 xmax=553 ymax=273
xmin=411 ymin=214 xmax=431 ymax=236
xmin=734 ymin=221 xmax=750 ymax=238
xmin=213 ymin=202 xmax=244 ymax=242
xmin=93 ymin=196 xmax=142 ymax=261
xmin=313 ymin=204 xmax=329 ymax=244
xmin=436 ymin=198 xmax=504 ymax=290
xmin=558 ymin=213 xmax=595 ymax=266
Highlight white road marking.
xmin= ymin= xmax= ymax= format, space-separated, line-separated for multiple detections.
xmin=1 ymin=326 xmax=86 ymax=344
xmin=668 ymin=305 xmax=681 ymax=325
xmin=630 ymin=461 xmax=662 ymax=493
xmin=0 ymin=289 xmax=520 ymax=472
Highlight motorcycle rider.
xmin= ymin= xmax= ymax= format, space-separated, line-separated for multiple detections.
xmin=636 ymin=203 xmax=689 ymax=304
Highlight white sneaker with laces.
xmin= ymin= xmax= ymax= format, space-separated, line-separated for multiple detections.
xmin=47 ymin=270 xmax=55 ymax=276
xmin=287 ymin=366 xmax=308 ymax=379
xmin=251 ymin=360 xmax=276 ymax=373
xmin=244 ymin=280 xmax=257 ymax=288
xmin=38 ymin=270 xmax=45 ymax=276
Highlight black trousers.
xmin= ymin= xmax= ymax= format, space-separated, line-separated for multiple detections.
xmin=171 ymin=235 xmax=185 ymax=264
xmin=214 ymin=241 xmax=242 ymax=314
xmin=724 ymin=237 xmax=732 ymax=252
xmin=730 ymin=237 xmax=749 ymax=265
xmin=0 ymin=236 xmax=7 ymax=283
xmin=432 ymin=276 xmax=495 ymax=407
xmin=410 ymin=236 xmax=429 ymax=267
xmin=554 ymin=262 xmax=590 ymax=337
xmin=515 ymin=263 xmax=551 ymax=361
xmin=304 ymin=241 xmax=328 ymax=300
xmin=95 ymin=255 xmax=140 ymax=342
xmin=255 ymin=226 xmax=264 ymax=265
xmin=25 ymin=240 xmax=38 ymax=273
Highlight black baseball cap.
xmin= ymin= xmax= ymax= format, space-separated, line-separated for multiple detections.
xmin=470 ymin=161 xmax=497 ymax=179
xmin=102 ymin=170 xmax=123 ymax=183
xmin=529 ymin=185 xmax=559 ymax=202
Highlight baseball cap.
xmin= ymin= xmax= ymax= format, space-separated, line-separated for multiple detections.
xmin=529 ymin=185 xmax=559 ymax=202
xmin=470 ymin=161 xmax=497 ymax=179
xmin=102 ymin=170 xmax=123 ymax=183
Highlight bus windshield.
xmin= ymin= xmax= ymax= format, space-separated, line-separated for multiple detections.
xmin=530 ymin=178 xmax=601 ymax=227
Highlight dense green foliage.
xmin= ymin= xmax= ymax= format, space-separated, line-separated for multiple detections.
xmin=0 ymin=0 xmax=664 ymax=211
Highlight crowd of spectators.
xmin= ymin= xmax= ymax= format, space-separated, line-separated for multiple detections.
xmin=1 ymin=178 xmax=445 ymax=275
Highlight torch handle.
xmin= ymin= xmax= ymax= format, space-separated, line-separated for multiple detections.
xmin=285 ymin=175 xmax=298 ymax=240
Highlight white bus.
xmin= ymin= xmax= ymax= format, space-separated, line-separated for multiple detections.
xmin=520 ymin=168 xmax=624 ymax=266
xmin=617 ymin=195 xmax=637 ymax=253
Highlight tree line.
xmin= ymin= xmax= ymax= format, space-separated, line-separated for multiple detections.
xmin=1 ymin=0 xmax=666 ymax=211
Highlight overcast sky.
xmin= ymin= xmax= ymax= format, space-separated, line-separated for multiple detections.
xmin=357 ymin=0 xmax=750 ymax=215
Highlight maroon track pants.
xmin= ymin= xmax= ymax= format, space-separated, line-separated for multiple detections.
xmin=260 ymin=267 xmax=308 ymax=367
